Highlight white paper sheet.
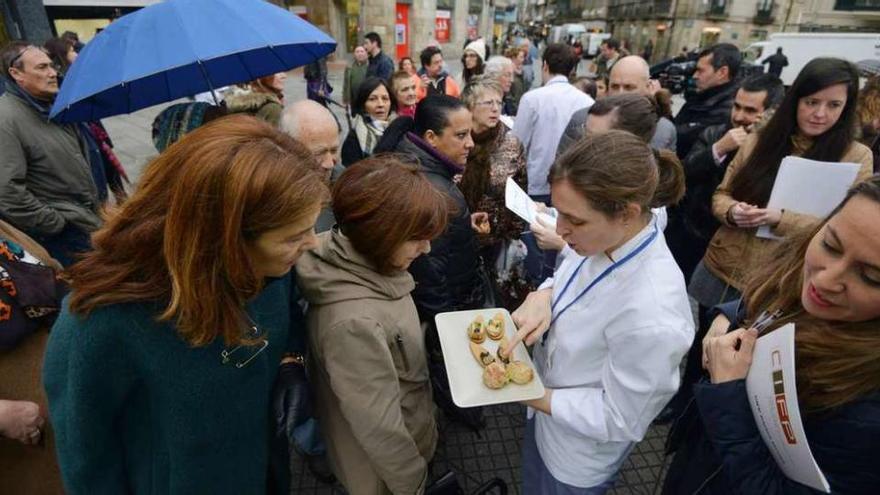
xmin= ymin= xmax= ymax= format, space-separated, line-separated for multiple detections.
xmin=504 ymin=177 xmax=557 ymax=227
xmin=745 ymin=323 xmax=831 ymax=493
xmin=757 ymin=157 xmax=861 ymax=239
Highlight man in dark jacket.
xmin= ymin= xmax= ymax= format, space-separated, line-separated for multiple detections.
xmin=665 ymin=73 xmax=784 ymax=283
xmin=762 ymin=47 xmax=789 ymax=78
xmin=674 ymin=43 xmax=741 ymax=158
xmin=0 ymin=42 xmax=103 ymax=266
xmin=363 ymin=32 xmax=394 ymax=83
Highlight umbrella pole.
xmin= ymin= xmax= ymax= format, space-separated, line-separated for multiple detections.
xmin=197 ymin=61 xmax=220 ymax=106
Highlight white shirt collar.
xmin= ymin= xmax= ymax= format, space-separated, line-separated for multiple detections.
xmin=546 ymin=75 xmax=569 ymax=85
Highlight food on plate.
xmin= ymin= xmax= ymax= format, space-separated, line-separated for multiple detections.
xmin=467 ymin=315 xmax=486 ymax=343
xmin=469 ymin=341 xmax=496 ymax=367
xmin=482 ymin=362 xmax=508 ymax=389
xmin=486 ymin=312 xmax=505 ymax=340
xmin=495 ymin=337 xmax=511 ymax=364
xmin=506 ymin=360 xmax=535 ymax=385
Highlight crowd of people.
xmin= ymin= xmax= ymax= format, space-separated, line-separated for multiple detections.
xmin=1 ymin=27 xmax=879 ymax=495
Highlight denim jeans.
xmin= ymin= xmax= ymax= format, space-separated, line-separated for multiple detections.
xmin=522 ymin=194 xmax=557 ymax=286
xmin=37 ymin=223 xmax=92 ymax=267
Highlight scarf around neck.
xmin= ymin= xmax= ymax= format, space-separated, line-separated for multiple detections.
xmin=352 ymin=114 xmax=390 ymax=155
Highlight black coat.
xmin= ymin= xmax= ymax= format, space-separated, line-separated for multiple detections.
xmin=394 ymin=136 xmax=482 ymax=321
xmin=663 ymin=301 xmax=880 ymax=495
xmin=674 ymin=80 xmax=738 ymax=158
xmin=665 ymin=122 xmax=732 ymax=280
xmin=763 ymin=53 xmax=789 ymax=77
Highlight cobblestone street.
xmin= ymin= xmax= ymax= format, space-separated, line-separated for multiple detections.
xmin=291 ymin=402 xmax=671 ymax=495
xmin=102 ymin=59 xmax=675 ymax=495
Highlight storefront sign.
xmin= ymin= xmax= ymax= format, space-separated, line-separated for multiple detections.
xmin=435 ymin=10 xmax=451 ymax=43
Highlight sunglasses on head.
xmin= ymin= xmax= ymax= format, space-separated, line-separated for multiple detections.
xmin=8 ymin=45 xmax=37 ymax=69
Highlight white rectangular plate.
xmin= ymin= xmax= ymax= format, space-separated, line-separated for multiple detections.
xmin=435 ymin=308 xmax=545 ymax=408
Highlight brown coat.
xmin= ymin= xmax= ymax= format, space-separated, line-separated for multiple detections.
xmin=0 ymin=219 xmax=63 ymax=494
xmin=704 ymin=133 xmax=873 ymax=289
xmin=296 ymin=230 xmax=436 ymax=495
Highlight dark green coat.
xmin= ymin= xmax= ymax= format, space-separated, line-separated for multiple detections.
xmin=343 ymin=61 xmax=369 ymax=105
xmin=44 ymin=275 xmax=303 ymax=494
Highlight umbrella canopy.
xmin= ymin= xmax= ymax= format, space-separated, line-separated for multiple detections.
xmin=50 ymin=0 xmax=336 ymax=123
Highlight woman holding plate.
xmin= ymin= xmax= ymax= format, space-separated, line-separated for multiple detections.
xmin=504 ymin=130 xmax=693 ymax=494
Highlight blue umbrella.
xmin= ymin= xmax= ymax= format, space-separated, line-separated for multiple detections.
xmin=50 ymin=0 xmax=336 ymax=123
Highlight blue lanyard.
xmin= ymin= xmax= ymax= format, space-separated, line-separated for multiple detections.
xmin=544 ymin=224 xmax=659 ymax=344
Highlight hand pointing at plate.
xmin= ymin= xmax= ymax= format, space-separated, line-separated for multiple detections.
xmin=503 ymin=288 xmax=553 ymax=357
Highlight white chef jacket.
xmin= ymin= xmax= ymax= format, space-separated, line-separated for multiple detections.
xmin=531 ymin=216 xmax=694 ymax=488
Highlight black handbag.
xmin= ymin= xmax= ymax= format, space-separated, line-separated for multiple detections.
xmin=268 ymin=357 xmax=313 ymax=495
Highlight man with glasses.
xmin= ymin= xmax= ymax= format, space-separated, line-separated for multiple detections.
xmin=0 ymin=42 xmax=104 ymax=266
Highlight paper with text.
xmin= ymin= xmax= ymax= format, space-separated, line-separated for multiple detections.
xmin=505 ymin=177 xmax=556 ymax=227
xmin=745 ymin=323 xmax=830 ymax=492
xmin=757 ymin=157 xmax=860 ymax=239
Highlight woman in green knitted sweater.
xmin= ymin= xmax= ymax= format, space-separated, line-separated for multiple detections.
xmin=42 ymin=115 xmax=328 ymax=494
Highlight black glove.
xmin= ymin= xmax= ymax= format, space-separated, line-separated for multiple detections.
xmin=271 ymin=360 xmax=312 ymax=444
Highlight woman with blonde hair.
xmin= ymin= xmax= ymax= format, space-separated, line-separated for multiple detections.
xmin=460 ymin=75 xmax=529 ymax=307
xmin=297 ymin=156 xmax=450 ymax=494
xmin=664 ymin=175 xmax=880 ymax=494
xmin=43 ymin=115 xmax=328 ymax=494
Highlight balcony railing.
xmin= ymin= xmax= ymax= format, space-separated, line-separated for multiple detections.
xmin=702 ymin=0 xmax=729 ymax=19
xmin=754 ymin=1 xmax=776 ymax=24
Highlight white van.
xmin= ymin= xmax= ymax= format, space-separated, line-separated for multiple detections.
xmin=745 ymin=32 xmax=880 ymax=85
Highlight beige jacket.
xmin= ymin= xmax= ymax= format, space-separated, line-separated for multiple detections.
xmin=704 ymin=133 xmax=873 ymax=289
xmin=296 ymin=230 xmax=436 ymax=495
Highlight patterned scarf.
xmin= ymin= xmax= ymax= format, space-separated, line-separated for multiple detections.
xmin=352 ymin=114 xmax=388 ymax=156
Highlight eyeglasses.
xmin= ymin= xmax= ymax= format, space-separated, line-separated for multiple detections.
xmin=220 ymin=317 xmax=268 ymax=368
xmin=476 ymin=99 xmax=503 ymax=108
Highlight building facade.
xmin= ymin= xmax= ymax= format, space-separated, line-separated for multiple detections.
xmin=292 ymin=0 xmax=502 ymax=61
xmin=604 ymin=0 xmax=880 ymax=63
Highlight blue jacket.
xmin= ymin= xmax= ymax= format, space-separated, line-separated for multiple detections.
xmin=663 ymin=300 xmax=880 ymax=494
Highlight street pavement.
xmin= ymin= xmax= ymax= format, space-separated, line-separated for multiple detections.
xmin=102 ymin=58 xmax=676 ymax=495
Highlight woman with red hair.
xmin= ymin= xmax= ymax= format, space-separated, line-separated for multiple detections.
xmin=43 ymin=115 xmax=328 ymax=494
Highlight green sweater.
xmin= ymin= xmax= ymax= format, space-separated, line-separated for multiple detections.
xmin=343 ymin=61 xmax=369 ymax=105
xmin=43 ymin=275 xmax=303 ymax=494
